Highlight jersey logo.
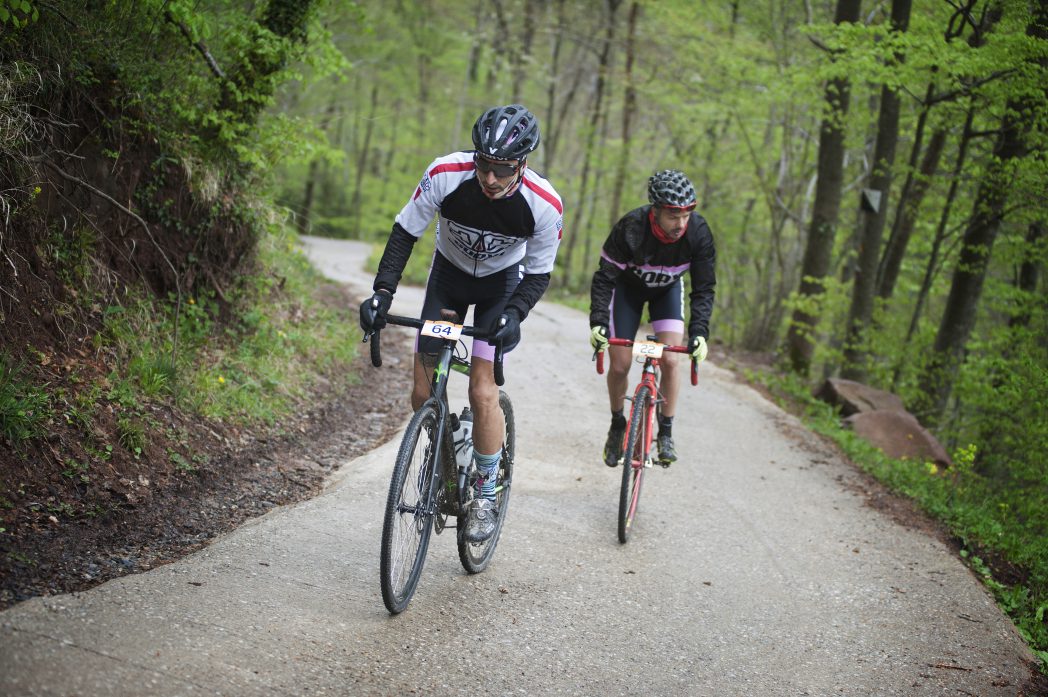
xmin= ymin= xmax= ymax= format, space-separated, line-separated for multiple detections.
xmin=446 ymin=220 xmax=519 ymax=261
xmin=419 ymin=173 xmax=432 ymax=193
xmin=634 ymin=269 xmax=680 ymax=287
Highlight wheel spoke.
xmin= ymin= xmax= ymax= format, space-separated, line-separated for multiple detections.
xmin=380 ymin=404 xmax=440 ymax=613
xmin=618 ymin=385 xmax=651 ymax=543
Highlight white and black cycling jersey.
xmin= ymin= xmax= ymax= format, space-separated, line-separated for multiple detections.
xmin=395 ymin=151 xmax=564 ymax=278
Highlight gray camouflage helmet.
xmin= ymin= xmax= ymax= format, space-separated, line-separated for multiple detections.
xmin=647 ymin=169 xmax=697 ymax=208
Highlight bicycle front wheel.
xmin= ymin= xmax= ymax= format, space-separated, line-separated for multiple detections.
xmin=618 ymin=385 xmax=652 ymax=544
xmin=380 ymin=402 xmax=441 ymax=614
xmin=458 ymin=390 xmax=515 ymax=573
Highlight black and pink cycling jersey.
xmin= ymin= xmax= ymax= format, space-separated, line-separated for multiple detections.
xmin=589 ymin=205 xmax=716 ymax=341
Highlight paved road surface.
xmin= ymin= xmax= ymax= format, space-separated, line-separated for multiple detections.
xmin=0 ymin=236 xmax=1037 ymax=696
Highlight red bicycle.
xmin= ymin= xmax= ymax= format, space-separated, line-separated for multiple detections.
xmin=597 ymin=337 xmax=697 ymax=543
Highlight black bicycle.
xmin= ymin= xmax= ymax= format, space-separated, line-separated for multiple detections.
xmin=365 ymin=310 xmax=515 ymax=614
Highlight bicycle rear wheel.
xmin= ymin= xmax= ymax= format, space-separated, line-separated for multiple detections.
xmin=380 ymin=402 xmax=441 ymax=614
xmin=618 ymin=385 xmax=652 ymax=543
xmin=458 ymin=390 xmax=515 ymax=573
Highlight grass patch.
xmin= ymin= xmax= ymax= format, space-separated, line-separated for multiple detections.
xmin=87 ymin=221 xmax=361 ymax=428
xmin=0 ymin=353 xmax=52 ymax=446
xmin=747 ymin=367 xmax=1048 ymax=672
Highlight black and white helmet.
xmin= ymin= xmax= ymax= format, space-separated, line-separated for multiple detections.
xmin=472 ymin=104 xmax=540 ymax=161
xmin=647 ymin=169 xmax=697 ymax=208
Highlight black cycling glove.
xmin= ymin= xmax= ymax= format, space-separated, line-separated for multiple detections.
xmin=359 ymin=291 xmax=392 ymax=332
xmin=489 ymin=309 xmax=521 ymax=348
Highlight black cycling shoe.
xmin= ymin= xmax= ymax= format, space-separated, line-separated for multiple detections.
xmin=657 ymin=434 xmax=677 ymax=466
xmin=603 ymin=423 xmax=625 ymax=467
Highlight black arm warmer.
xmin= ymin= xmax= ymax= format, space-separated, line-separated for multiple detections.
xmin=687 ymin=229 xmax=717 ymax=340
xmin=588 ymin=259 xmax=619 ymax=328
xmin=504 ymin=272 xmax=551 ymax=321
xmin=373 ymin=223 xmax=417 ymax=294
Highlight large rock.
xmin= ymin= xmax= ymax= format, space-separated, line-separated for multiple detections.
xmin=843 ymin=409 xmax=952 ymax=467
xmin=814 ymin=377 xmax=905 ymax=416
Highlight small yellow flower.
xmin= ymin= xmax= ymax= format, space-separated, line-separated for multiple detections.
xmin=218 ymin=376 xmax=225 ymax=384
xmin=188 ymin=297 xmax=196 ymax=305
xmin=925 ymin=462 xmax=938 ymax=475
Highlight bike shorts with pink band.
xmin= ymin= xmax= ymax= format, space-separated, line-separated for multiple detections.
xmin=415 ymin=251 xmax=521 ymax=359
xmin=607 ymin=277 xmax=686 ymax=340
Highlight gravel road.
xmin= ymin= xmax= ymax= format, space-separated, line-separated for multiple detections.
xmin=0 ymin=236 xmax=1037 ymax=696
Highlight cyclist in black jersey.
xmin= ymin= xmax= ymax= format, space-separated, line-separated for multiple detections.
xmin=360 ymin=105 xmax=564 ymax=542
xmin=589 ymin=170 xmax=716 ymax=466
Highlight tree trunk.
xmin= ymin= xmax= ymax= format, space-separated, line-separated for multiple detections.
xmin=876 ymin=122 xmax=946 ymax=300
xmin=352 ymin=85 xmax=379 ymax=237
xmin=512 ymin=0 xmax=538 ymax=100
xmin=299 ymin=94 xmax=339 ymax=235
xmin=915 ymin=101 xmax=1031 ymax=424
xmin=783 ymin=0 xmax=862 ymax=376
xmin=840 ymin=0 xmax=912 ymax=381
xmin=875 ymin=79 xmax=934 ymax=299
xmin=608 ymin=1 xmax=640 ymax=228
xmin=1010 ymin=222 xmax=1045 ymax=328
xmin=898 ymin=106 xmax=975 ymax=366
xmin=542 ymin=0 xmax=568 ymax=172
xmin=558 ymin=0 xmax=620 ymax=287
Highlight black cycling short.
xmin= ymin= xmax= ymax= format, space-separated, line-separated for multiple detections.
xmin=608 ymin=277 xmax=685 ymax=340
xmin=417 ymin=251 xmax=521 ymax=359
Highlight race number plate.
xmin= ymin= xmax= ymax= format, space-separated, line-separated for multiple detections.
xmin=421 ymin=319 xmax=463 ymax=341
xmin=632 ymin=341 xmax=663 ymax=359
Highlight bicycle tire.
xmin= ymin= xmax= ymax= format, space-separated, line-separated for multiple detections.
xmin=380 ymin=402 xmax=441 ymax=614
xmin=457 ymin=390 xmax=515 ymax=573
xmin=618 ymin=384 xmax=652 ymax=543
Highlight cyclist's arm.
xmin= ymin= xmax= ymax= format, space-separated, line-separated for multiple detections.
xmin=588 ymin=217 xmax=632 ymax=328
xmin=686 ymin=219 xmax=717 ymax=340
xmin=374 ymin=223 xmax=417 ymax=294
xmin=507 ymin=183 xmax=563 ymax=321
xmin=504 ymin=272 xmax=551 ymax=321
xmin=374 ymin=156 xmax=450 ymax=294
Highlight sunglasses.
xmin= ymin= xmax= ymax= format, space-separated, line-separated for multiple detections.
xmin=473 ymin=153 xmax=523 ymax=178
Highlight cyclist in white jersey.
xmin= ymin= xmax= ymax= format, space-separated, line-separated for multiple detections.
xmin=360 ymin=104 xmax=564 ymax=542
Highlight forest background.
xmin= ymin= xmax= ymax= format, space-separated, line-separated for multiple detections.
xmin=1 ymin=0 xmax=1046 ymax=671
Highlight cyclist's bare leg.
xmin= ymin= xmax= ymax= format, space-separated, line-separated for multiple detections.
xmin=606 ymin=344 xmax=633 ymax=413
xmin=411 ymin=353 xmax=435 ymax=411
xmin=466 ymin=357 xmax=505 ymax=455
xmin=655 ymin=330 xmax=684 ymax=417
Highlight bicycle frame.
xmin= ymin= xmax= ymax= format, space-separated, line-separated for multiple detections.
xmin=373 ymin=313 xmax=495 ymax=517
xmin=631 ymin=352 xmax=661 ymax=469
xmin=370 ymin=311 xmax=512 ymax=515
xmin=597 ymin=337 xmax=695 ymax=543
xmin=370 ymin=311 xmax=514 ymax=612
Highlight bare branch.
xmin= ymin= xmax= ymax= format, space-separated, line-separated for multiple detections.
xmin=926 ymin=69 xmax=1019 ymax=105
xmin=35 ymin=1 xmax=77 ymax=28
xmin=164 ymin=10 xmax=227 ymax=81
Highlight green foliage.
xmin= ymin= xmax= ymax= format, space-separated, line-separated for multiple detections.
xmin=0 ymin=0 xmax=38 ymax=29
xmin=116 ymin=416 xmax=145 ymax=456
xmin=154 ymin=222 xmax=363 ymax=423
xmin=747 ymin=366 xmax=1048 ymax=671
xmin=0 ymin=353 xmax=50 ymax=445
